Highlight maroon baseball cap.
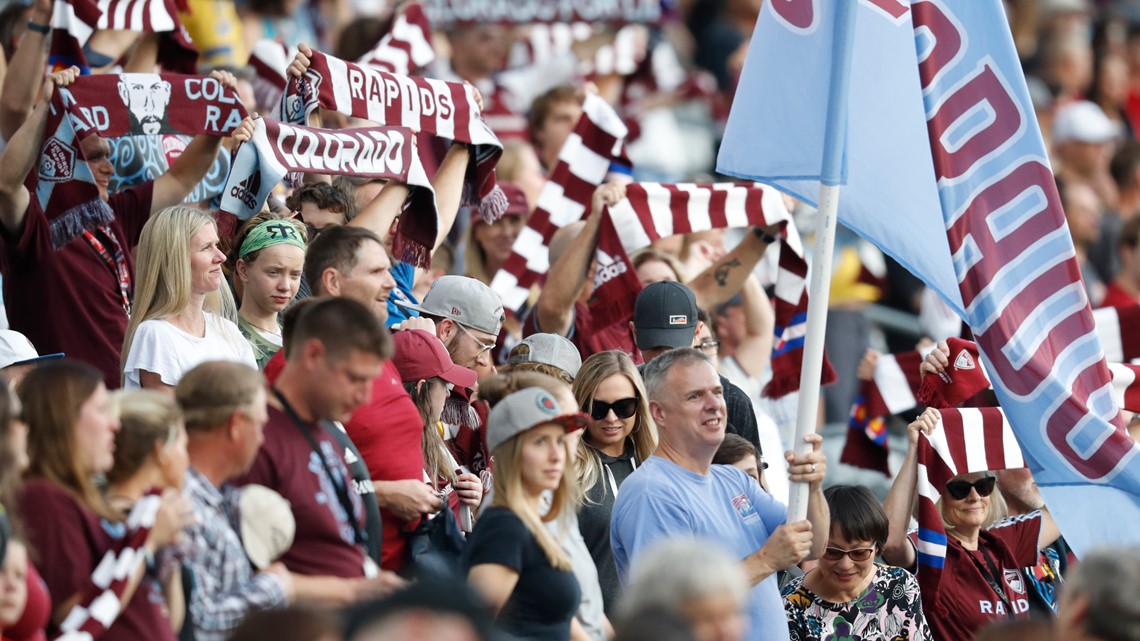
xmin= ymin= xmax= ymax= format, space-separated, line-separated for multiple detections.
xmin=391 ymin=329 xmax=478 ymax=389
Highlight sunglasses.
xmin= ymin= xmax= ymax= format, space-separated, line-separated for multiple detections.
xmin=944 ymin=476 xmax=997 ymax=500
xmin=583 ymin=397 xmax=638 ymax=421
xmin=822 ymin=546 xmax=876 ymax=562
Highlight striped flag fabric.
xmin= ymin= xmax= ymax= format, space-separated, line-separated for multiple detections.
xmin=357 ymin=2 xmax=437 ymax=75
xmin=490 ymin=92 xmax=630 ymax=311
xmin=914 ymin=408 xmax=1024 ymax=595
xmin=49 ymin=0 xmax=197 ymax=74
xmin=592 ymin=182 xmax=836 ymax=398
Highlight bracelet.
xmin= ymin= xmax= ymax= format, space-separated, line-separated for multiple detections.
xmin=752 ymin=227 xmax=779 ymax=244
xmin=26 ymin=20 xmax=50 ymax=35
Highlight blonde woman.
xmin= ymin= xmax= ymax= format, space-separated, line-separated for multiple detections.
xmin=122 ymin=206 xmax=255 ymax=391
xmin=462 ymin=387 xmax=589 ymax=641
xmin=571 ymin=350 xmax=656 ymax=616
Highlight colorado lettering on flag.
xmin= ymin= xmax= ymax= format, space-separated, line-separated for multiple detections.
xmin=718 ymin=0 xmax=1140 ymax=554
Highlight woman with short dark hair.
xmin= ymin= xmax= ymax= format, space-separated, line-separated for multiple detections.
xmin=782 ymin=485 xmax=932 ymax=641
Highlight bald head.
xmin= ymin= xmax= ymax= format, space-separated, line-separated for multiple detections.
xmin=548 ymin=221 xmax=586 ymax=269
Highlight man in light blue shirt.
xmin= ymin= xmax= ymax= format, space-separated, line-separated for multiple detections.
xmin=611 ymin=348 xmax=830 ymax=641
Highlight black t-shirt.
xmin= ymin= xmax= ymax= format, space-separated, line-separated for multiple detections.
xmin=462 ymin=507 xmax=580 ymax=641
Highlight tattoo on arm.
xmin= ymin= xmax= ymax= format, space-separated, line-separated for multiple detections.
xmin=714 ymin=258 xmax=742 ymax=287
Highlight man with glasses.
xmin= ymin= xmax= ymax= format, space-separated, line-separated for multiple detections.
xmin=631 ymin=281 xmax=764 ymax=456
xmin=397 ymin=275 xmax=507 ymax=479
xmin=611 ymin=347 xmax=830 ymax=641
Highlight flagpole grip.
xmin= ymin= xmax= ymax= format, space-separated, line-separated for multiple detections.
xmin=786 ymin=0 xmax=858 ymax=523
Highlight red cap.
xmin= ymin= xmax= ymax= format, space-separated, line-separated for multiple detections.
xmin=391 ymin=329 xmax=478 ymax=389
xmin=471 ymin=180 xmax=529 ymax=222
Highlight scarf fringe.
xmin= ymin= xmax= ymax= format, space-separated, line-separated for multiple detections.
xmin=476 ymin=183 xmax=509 ymax=223
xmin=49 ymin=198 xmax=114 ymax=250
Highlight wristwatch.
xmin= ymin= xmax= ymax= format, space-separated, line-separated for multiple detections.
xmin=26 ymin=20 xmax=50 ymax=35
xmin=752 ymin=227 xmax=779 ymax=244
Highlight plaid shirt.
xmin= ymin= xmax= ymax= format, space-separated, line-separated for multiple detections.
xmin=183 ymin=467 xmax=288 ymax=641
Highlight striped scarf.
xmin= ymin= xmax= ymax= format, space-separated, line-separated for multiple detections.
xmin=594 ymin=183 xmax=836 ymax=398
xmin=357 ymin=2 xmax=435 ymax=74
xmin=49 ymin=0 xmax=197 ymax=74
xmin=53 ymin=491 xmax=161 ymax=641
xmin=280 ymin=49 xmax=507 ymax=221
xmin=490 ymin=93 xmax=631 ymax=311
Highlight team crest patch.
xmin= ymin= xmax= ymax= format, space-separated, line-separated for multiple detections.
xmin=536 ymin=393 xmax=558 ymax=414
xmin=669 ymin=315 xmax=688 ymax=325
xmin=39 ymin=137 xmax=76 ymax=182
xmin=954 ymin=350 xmax=975 ymax=370
xmin=1004 ymin=569 xmax=1025 ymax=595
xmin=731 ymin=492 xmax=759 ymax=523
xmin=451 ymin=306 xmax=463 ymax=316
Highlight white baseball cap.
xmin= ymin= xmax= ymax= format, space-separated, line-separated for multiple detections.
xmin=1054 ymin=101 xmax=1121 ymax=144
xmin=0 ymin=330 xmax=63 ymax=370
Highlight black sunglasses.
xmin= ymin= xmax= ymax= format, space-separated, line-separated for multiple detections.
xmin=945 ymin=476 xmax=997 ymax=500
xmin=584 ymin=397 xmax=638 ymax=421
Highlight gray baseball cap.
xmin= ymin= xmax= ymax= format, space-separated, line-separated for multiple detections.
xmin=632 ymin=281 xmax=698 ymax=351
xmin=395 ymin=275 xmax=506 ymax=336
xmin=507 ymin=334 xmax=582 ymax=379
xmin=486 ymin=387 xmax=588 ymax=453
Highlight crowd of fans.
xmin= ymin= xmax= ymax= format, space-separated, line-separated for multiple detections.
xmin=0 ymin=0 xmax=1138 ymax=641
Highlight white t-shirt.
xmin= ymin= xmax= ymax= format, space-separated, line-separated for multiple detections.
xmin=123 ymin=313 xmax=257 ymax=389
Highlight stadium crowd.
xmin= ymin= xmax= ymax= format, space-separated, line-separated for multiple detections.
xmin=0 ymin=0 xmax=1137 ymax=640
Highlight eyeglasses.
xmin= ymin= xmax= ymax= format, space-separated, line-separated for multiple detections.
xmin=697 ymin=340 xmax=720 ymax=354
xmin=583 ymin=397 xmax=638 ymax=421
xmin=944 ymin=476 xmax=997 ymax=500
xmin=455 ymin=322 xmax=495 ymax=355
xmin=822 ymin=546 xmax=876 ymax=562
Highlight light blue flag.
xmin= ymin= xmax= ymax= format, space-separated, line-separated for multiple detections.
xmin=718 ymin=0 xmax=1140 ymax=556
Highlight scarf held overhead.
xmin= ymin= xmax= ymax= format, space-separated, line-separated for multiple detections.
xmin=49 ymin=0 xmax=197 ymax=74
xmin=491 ymin=92 xmax=631 ymax=311
xmin=39 ymin=73 xmax=246 ymax=249
xmin=594 ymin=183 xmax=837 ymax=398
xmin=282 ymin=49 xmax=506 ymax=220
xmin=219 ymin=117 xmax=438 ymax=265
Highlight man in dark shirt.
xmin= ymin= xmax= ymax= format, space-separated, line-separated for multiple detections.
xmin=235 ymin=297 xmax=400 ymax=588
xmin=632 ymin=281 xmax=763 ymax=454
xmin=0 ymin=67 xmax=249 ymax=388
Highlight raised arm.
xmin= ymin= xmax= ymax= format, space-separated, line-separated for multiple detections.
xmin=431 ymin=143 xmax=470 ymax=249
xmin=882 ymin=407 xmax=940 ymax=569
xmin=0 ymin=66 xmax=78 ymax=237
xmin=534 ymin=182 xmax=625 ymax=336
xmin=730 ymin=275 xmax=775 ymax=378
xmin=689 ymin=226 xmax=779 ymax=310
xmin=0 ymin=0 xmax=52 ymax=141
xmin=153 ymin=70 xmax=246 ymax=212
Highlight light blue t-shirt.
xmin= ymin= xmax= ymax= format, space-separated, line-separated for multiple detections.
xmin=611 ymin=456 xmax=789 ymax=641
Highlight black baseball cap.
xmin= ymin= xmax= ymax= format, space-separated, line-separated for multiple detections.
xmin=632 ymin=281 xmax=699 ymax=351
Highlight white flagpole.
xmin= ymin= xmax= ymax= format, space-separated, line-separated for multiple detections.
xmin=787 ymin=0 xmax=859 ymax=522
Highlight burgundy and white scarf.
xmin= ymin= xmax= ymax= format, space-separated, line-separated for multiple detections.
xmin=914 ymin=408 xmax=1025 ymax=597
xmin=593 ymin=183 xmax=837 ymax=398
xmin=49 ymin=0 xmax=197 ymax=74
xmin=490 ymin=93 xmax=631 ymax=311
xmin=39 ymin=73 xmax=246 ymax=249
xmin=53 ymin=492 xmax=161 ymax=641
xmin=1093 ymin=304 xmax=1140 ymax=362
xmin=281 ymin=49 xmax=506 ymax=221
xmin=250 ymin=3 xmax=435 ymax=112
xmin=357 ymin=2 xmax=436 ymax=75
xmin=219 ymin=117 xmax=438 ymax=265
xmin=842 ymin=347 xmax=929 ymax=476
xmin=842 ymin=338 xmax=1140 ymax=475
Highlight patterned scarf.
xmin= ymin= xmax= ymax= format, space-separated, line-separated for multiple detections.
xmin=490 ymin=93 xmax=631 ymax=311
xmin=593 ymin=183 xmax=837 ymax=398
xmin=280 ymin=49 xmax=507 ymax=222
xmin=219 ymin=118 xmax=438 ymax=265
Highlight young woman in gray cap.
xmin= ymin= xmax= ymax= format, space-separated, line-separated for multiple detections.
xmin=462 ymin=388 xmax=589 ymax=641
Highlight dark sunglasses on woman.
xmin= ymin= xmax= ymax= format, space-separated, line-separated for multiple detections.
xmin=584 ymin=397 xmax=638 ymax=421
xmin=944 ymin=475 xmax=997 ymax=500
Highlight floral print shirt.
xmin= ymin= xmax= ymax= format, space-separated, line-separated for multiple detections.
xmin=782 ymin=564 xmax=933 ymax=641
